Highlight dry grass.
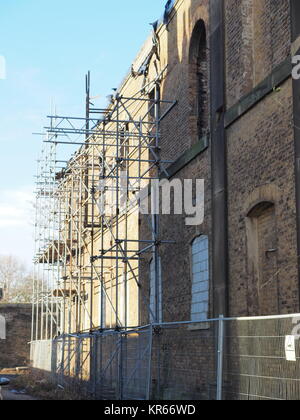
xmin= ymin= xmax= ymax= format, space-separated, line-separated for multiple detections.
xmin=9 ymin=369 xmax=92 ymax=400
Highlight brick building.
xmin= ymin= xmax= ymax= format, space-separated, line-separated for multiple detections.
xmin=137 ymin=0 xmax=300 ymax=323
xmin=0 ymin=304 xmax=32 ymax=368
xmin=31 ymin=0 xmax=300 ymax=400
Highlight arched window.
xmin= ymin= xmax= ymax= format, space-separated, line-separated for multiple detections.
xmin=149 ymin=258 xmax=162 ymax=323
xmin=189 ymin=20 xmax=208 ymax=141
xmin=191 ymin=236 xmax=209 ymax=322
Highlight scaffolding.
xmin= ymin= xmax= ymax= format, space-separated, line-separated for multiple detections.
xmin=32 ymin=71 xmax=177 ymax=345
xmin=30 ymin=71 xmax=300 ymax=401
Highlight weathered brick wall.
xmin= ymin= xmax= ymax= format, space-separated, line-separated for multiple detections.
xmin=133 ymin=0 xmax=213 ymax=325
xmin=225 ymin=0 xmax=291 ymax=107
xmin=137 ymin=0 xmax=298 ymax=321
xmin=134 ymin=2 xmax=215 ymax=399
xmin=225 ymin=0 xmax=299 ymax=316
xmin=151 ymin=325 xmax=216 ymax=400
xmin=138 ymin=0 xmax=297 ymax=321
xmin=226 ymin=79 xmax=299 ymax=316
xmin=139 ymin=150 xmax=212 ymax=325
xmin=0 ymin=304 xmax=32 ymax=368
xmin=159 ymin=0 xmax=210 ymax=161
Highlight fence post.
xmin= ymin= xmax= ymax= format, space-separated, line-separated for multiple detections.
xmin=118 ymin=332 xmax=123 ymax=400
xmin=216 ymin=315 xmax=224 ymax=401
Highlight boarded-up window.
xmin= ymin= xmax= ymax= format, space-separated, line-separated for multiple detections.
xmin=247 ymin=202 xmax=279 ymax=315
xmin=191 ymin=236 xmax=209 ymax=322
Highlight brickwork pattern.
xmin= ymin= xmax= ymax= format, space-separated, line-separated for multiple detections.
xmin=225 ymin=0 xmax=291 ymax=108
xmin=0 ymin=304 xmax=32 ymax=368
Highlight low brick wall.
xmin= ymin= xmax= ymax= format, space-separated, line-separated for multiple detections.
xmin=0 ymin=304 xmax=32 ymax=368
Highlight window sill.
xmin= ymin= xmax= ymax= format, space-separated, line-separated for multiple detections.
xmin=188 ymin=322 xmax=210 ymax=331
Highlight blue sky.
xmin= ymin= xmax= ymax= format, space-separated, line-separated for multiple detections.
xmin=0 ymin=0 xmax=165 ymax=264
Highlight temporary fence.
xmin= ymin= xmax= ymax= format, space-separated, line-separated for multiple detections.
xmin=31 ymin=313 xmax=300 ymax=400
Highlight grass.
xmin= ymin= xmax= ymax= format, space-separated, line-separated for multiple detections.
xmin=9 ymin=369 xmax=92 ymax=400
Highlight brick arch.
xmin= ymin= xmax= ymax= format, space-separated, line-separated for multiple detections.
xmin=243 ymin=184 xmax=281 ymax=218
xmin=188 ymin=19 xmax=209 ymax=143
xmin=247 ymin=201 xmax=275 ymax=219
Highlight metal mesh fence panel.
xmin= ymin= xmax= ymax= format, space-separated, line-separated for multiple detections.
xmin=223 ymin=316 xmax=300 ymax=400
xmin=151 ymin=323 xmax=217 ymax=400
xmin=48 ymin=337 xmax=92 ymax=395
xmin=121 ymin=327 xmax=152 ymax=400
xmin=93 ymin=332 xmax=120 ymax=399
